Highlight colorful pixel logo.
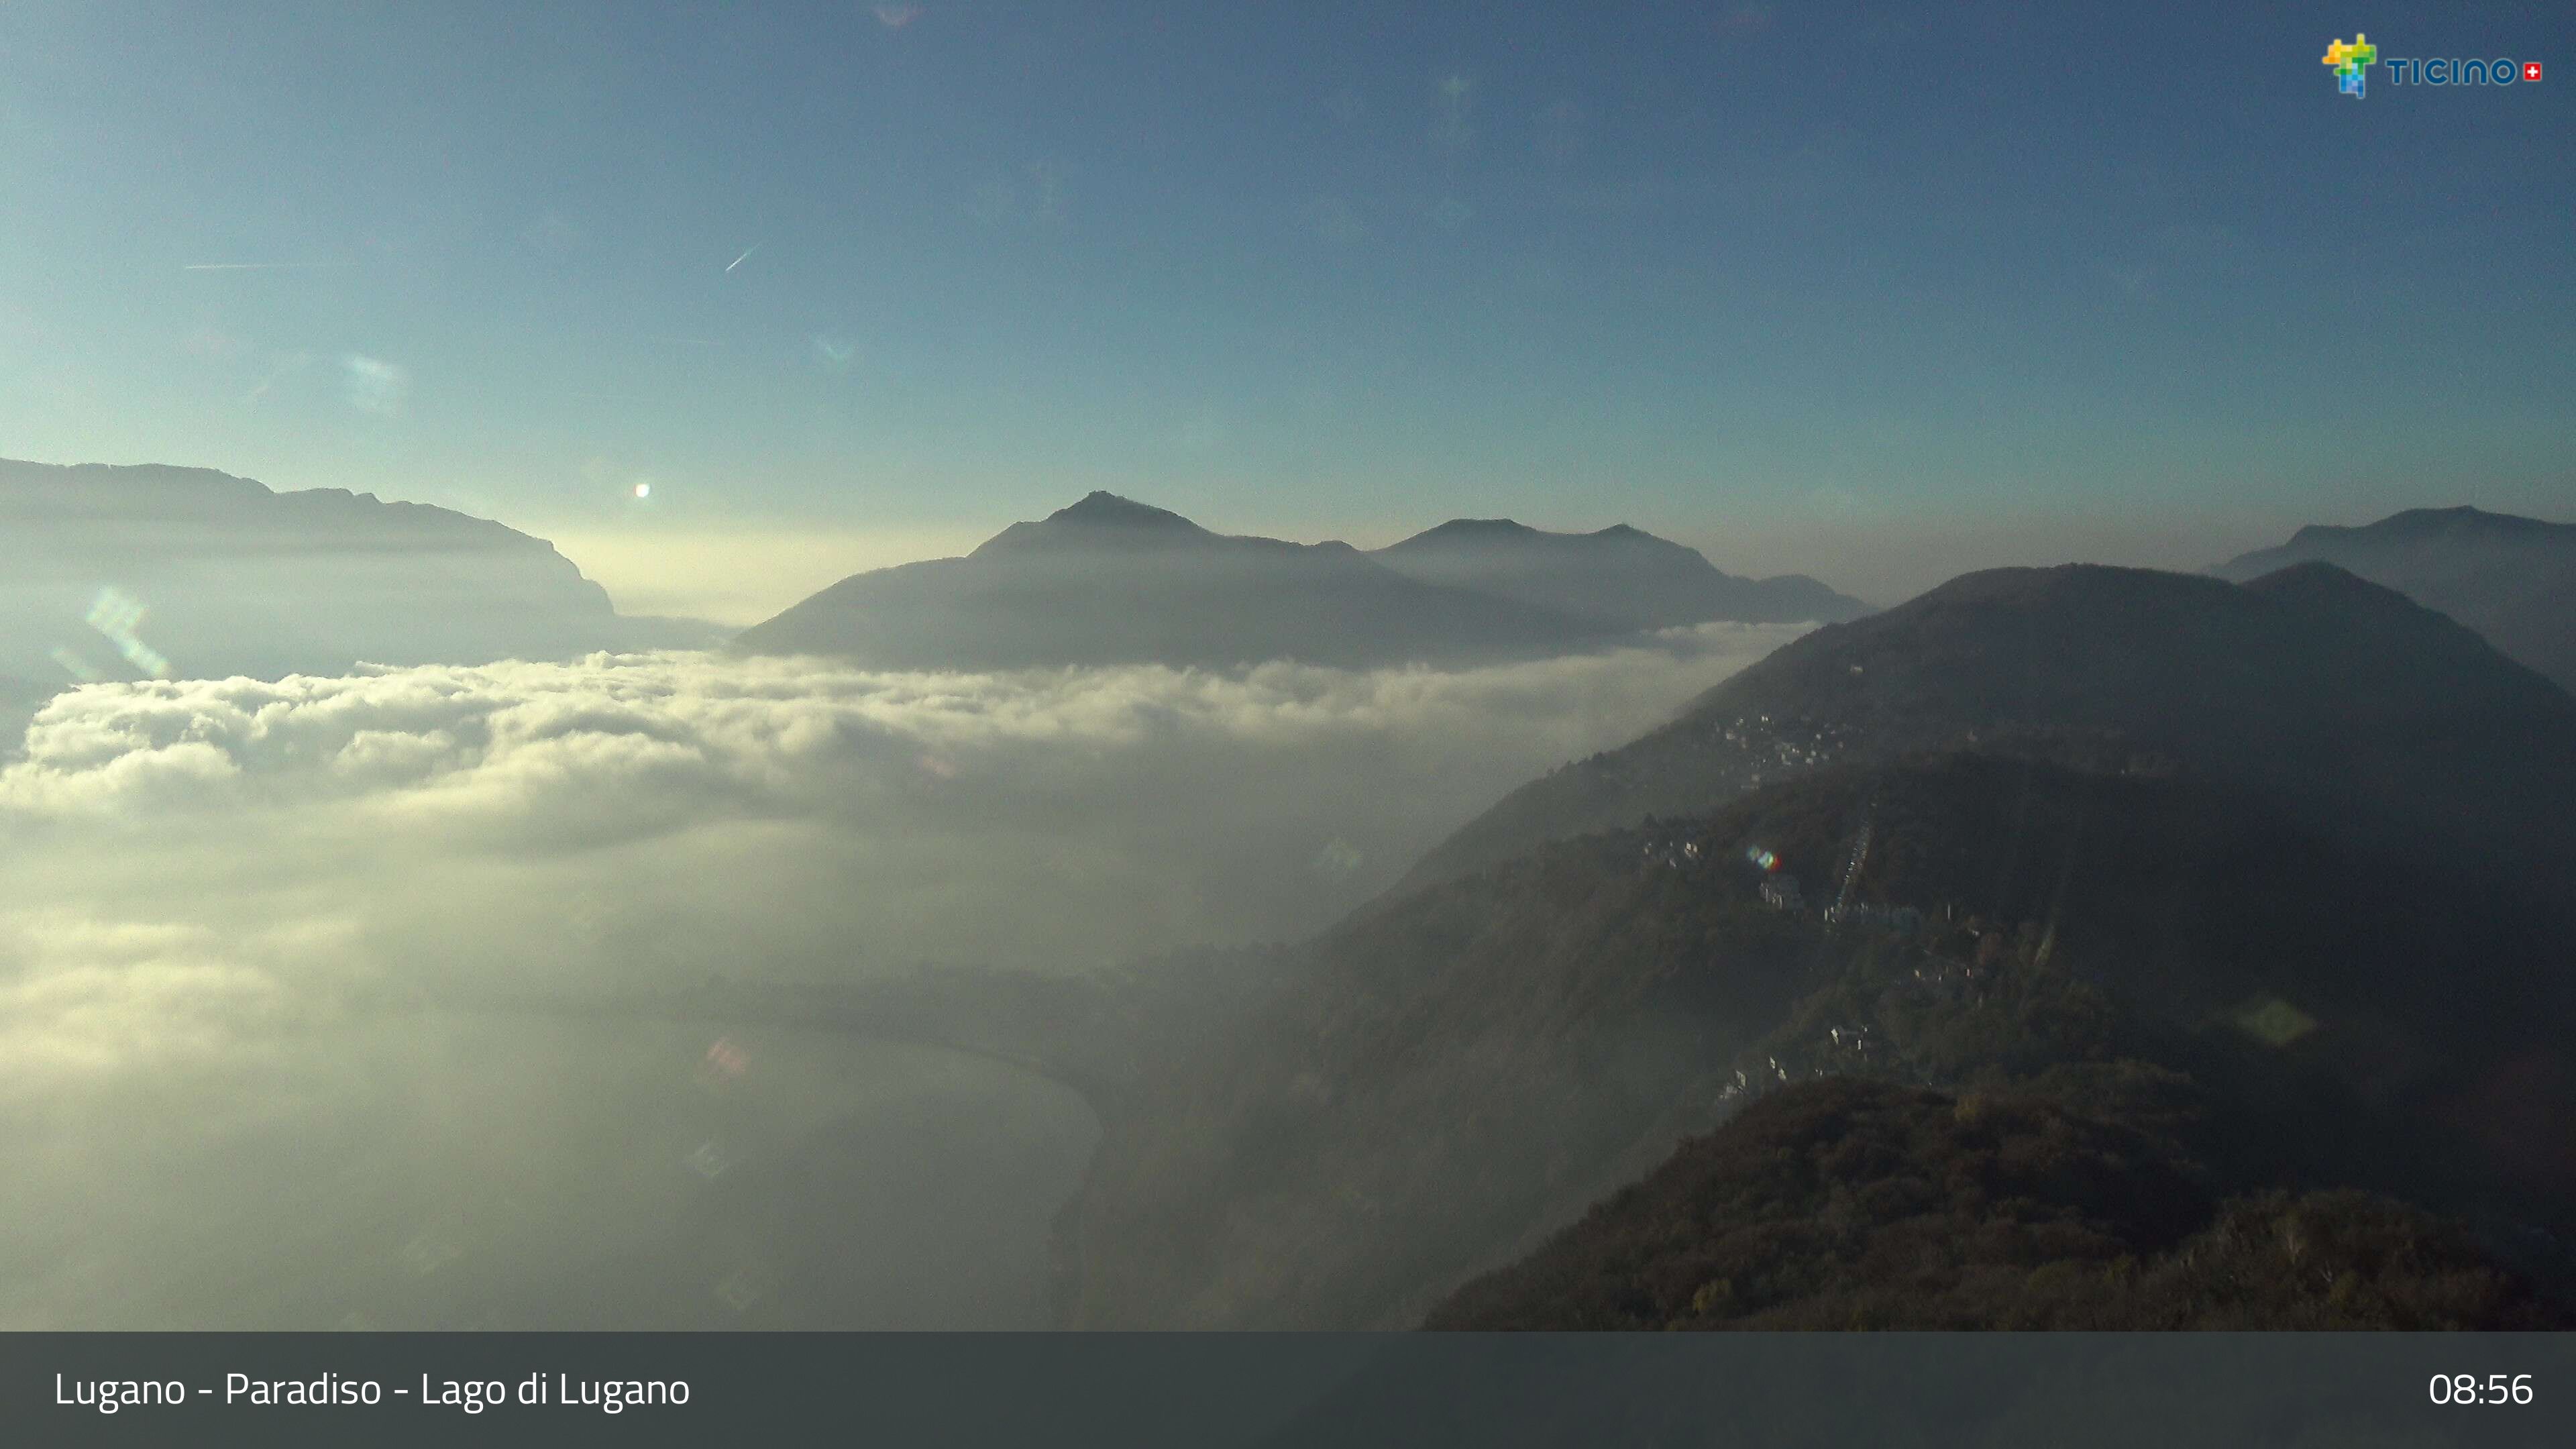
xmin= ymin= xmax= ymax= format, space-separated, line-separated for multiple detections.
xmin=2326 ymin=37 xmax=2540 ymax=95
xmin=2323 ymin=34 xmax=2378 ymax=97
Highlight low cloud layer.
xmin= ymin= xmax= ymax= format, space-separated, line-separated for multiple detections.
xmin=0 ymin=625 xmax=1799 ymax=1326
xmin=3 ymin=624 xmax=1801 ymax=969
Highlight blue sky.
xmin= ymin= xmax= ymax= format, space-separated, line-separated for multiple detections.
xmin=2 ymin=1 xmax=2569 ymax=619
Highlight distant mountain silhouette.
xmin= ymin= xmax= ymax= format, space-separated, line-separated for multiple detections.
xmin=0 ymin=459 xmax=720 ymax=690
xmin=1398 ymin=561 xmax=2576 ymax=898
xmin=733 ymin=494 xmax=1862 ymax=671
xmin=2213 ymin=506 xmax=2576 ymax=695
xmin=733 ymin=491 xmax=1613 ymax=669
xmin=1369 ymin=519 xmax=1869 ymax=630
xmin=965 ymin=490 xmax=1230 ymax=557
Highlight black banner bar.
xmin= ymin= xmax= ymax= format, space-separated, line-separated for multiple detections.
xmin=5 ymin=1332 xmax=2571 ymax=1447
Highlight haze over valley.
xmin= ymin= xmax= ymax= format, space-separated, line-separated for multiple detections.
xmin=0 ymin=472 xmax=1825 ymax=1326
xmin=4 ymin=460 xmax=2572 ymax=1331
xmin=5 ymin=0 xmax=2569 ymax=1344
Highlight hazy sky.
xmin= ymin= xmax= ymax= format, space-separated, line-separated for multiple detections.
xmin=3 ymin=1 xmax=2569 ymax=618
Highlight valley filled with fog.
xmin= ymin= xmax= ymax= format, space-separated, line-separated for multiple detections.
xmin=6 ymin=0 xmax=2571 ymax=1365
xmin=0 ymin=629 xmax=1796 ymax=1328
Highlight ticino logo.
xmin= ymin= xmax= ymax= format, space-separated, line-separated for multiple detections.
xmin=2324 ymin=35 xmax=2541 ymax=97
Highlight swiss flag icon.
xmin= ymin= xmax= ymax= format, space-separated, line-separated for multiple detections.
xmin=2522 ymin=62 xmax=2542 ymax=82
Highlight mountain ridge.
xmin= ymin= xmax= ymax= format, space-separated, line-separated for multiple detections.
xmin=1427 ymin=1079 xmax=2571 ymax=1330
xmin=2212 ymin=504 xmax=2576 ymax=694
xmin=1067 ymin=747 xmax=2576 ymax=1328
xmin=735 ymin=493 xmax=1866 ymax=672
xmin=1057 ymin=560 xmax=2576 ymax=1328
xmin=1393 ymin=560 xmax=2576 ymax=897
xmin=0 ymin=458 xmax=721 ymax=691
xmin=1369 ymin=514 xmax=1870 ymax=631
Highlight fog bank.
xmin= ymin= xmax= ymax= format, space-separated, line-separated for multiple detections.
xmin=0 ymin=626 xmax=1798 ymax=1326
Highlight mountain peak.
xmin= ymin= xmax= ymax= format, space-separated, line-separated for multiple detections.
xmin=2241 ymin=557 xmax=2385 ymax=596
xmin=1051 ymin=491 xmax=1200 ymax=529
xmin=969 ymin=492 xmax=1218 ymax=558
xmin=2276 ymin=505 xmax=2567 ymax=549
xmin=1399 ymin=518 xmax=1541 ymax=545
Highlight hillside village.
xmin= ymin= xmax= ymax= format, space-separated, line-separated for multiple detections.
xmin=1630 ymin=799 xmax=2086 ymax=1118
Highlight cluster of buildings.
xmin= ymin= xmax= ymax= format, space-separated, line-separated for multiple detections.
xmin=1713 ymin=1026 xmax=1886 ymax=1108
xmin=1715 ymin=1057 xmax=1794 ymax=1106
xmin=1641 ymin=837 xmax=1703 ymax=869
xmin=1825 ymin=1024 xmax=1878 ymax=1057
xmin=1705 ymin=712 xmax=1858 ymax=792
xmin=1748 ymin=867 xmax=1923 ymax=934
xmin=1824 ymin=901 xmax=1925 ymax=932
xmin=1894 ymin=958 xmax=1980 ymax=1005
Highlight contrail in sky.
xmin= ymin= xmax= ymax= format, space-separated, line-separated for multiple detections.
xmin=725 ymin=245 xmax=759 ymax=273
xmin=182 ymin=262 xmax=352 ymax=271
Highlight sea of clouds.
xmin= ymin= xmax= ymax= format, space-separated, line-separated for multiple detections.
xmin=0 ymin=625 xmax=1801 ymax=1326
